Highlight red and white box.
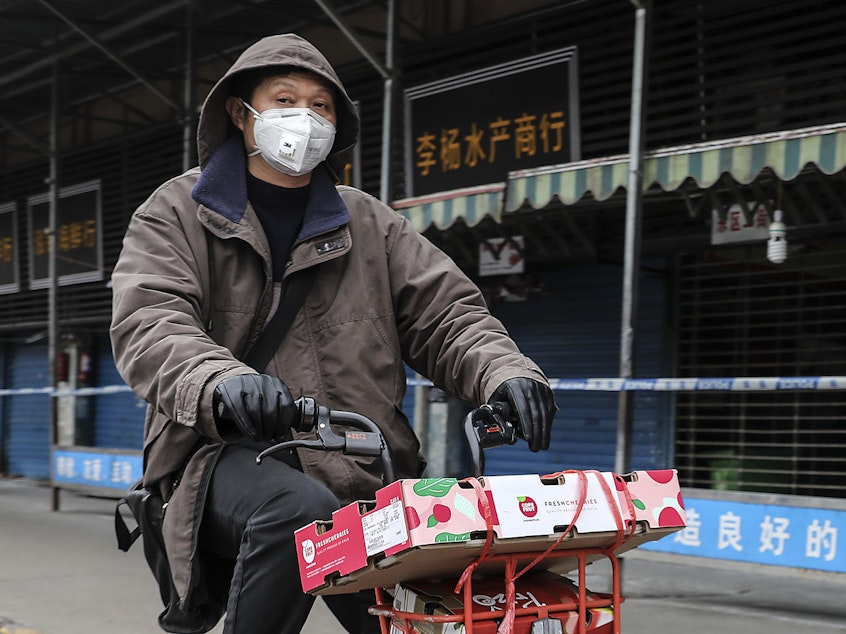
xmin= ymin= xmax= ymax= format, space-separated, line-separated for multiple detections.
xmin=387 ymin=571 xmax=616 ymax=634
xmin=295 ymin=469 xmax=686 ymax=595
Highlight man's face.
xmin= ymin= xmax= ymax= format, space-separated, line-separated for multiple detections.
xmin=226 ymin=70 xmax=338 ymax=183
xmin=241 ymin=71 xmax=337 ymax=139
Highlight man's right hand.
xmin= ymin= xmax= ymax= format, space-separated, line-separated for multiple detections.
xmin=213 ymin=374 xmax=297 ymax=442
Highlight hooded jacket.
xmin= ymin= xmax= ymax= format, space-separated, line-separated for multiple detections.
xmin=110 ymin=33 xmax=548 ymax=621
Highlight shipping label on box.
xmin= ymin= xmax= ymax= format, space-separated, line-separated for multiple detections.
xmin=362 ymin=496 xmax=408 ymax=556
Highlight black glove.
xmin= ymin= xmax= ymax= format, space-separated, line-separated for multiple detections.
xmin=488 ymin=377 xmax=557 ymax=452
xmin=213 ymin=374 xmax=297 ymax=442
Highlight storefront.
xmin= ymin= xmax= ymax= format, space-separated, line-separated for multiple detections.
xmin=0 ymin=3 xmax=844 ymax=572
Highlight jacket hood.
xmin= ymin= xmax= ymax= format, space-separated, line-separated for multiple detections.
xmin=196 ymin=33 xmax=360 ymax=169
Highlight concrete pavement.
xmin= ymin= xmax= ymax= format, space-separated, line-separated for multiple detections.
xmin=2 ymin=476 xmax=845 ymax=633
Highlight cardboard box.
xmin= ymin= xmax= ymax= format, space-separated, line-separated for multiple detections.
xmin=295 ymin=469 xmax=685 ymax=595
xmin=387 ymin=571 xmax=616 ymax=634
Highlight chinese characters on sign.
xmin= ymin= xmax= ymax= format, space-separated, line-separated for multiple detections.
xmin=27 ymin=180 xmax=103 ymax=290
xmin=414 ymin=112 xmax=567 ymax=178
xmin=32 ymin=218 xmax=97 ymax=258
xmin=404 ymin=47 xmax=580 ymax=196
xmin=645 ymin=496 xmax=843 ymax=572
xmin=0 ymin=202 xmax=19 ymax=294
xmin=479 ymin=236 xmax=525 ymax=277
xmin=710 ymin=203 xmax=771 ymax=245
xmin=53 ymin=449 xmax=142 ymax=491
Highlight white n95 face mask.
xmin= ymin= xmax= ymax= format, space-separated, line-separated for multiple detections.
xmin=242 ymin=100 xmax=336 ymax=176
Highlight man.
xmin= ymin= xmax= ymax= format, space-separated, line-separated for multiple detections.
xmin=110 ymin=33 xmax=557 ymax=634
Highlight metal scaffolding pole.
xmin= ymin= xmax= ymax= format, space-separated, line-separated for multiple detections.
xmin=49 ymin=60 xmax=61 ymax=511
xmin=380 ymin=0 xmax=397 ymax=202
xmin=311 ymin=0 xmax=393 ymax=200
xmin=616 ymin=1 xmax=650 ymax=477
xmin=182 ymin=1 xmax=196 ymax=172
xmin=36 ymin=0 xmax=181 ymax=112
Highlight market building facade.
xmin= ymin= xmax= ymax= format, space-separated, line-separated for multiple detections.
xmin=0 ymin=0 xmax=843 ymax=571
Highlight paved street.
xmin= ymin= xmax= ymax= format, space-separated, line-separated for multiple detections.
xmin=2 ymin=477 xmax=845 ymax=633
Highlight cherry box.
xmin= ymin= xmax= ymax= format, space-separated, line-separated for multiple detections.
xmin=295 ymin=470 xmax=685 ymax=595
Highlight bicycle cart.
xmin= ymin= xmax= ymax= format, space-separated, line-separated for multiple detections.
xmin=369 ymin=546 xmax=624 ymax=634
xmin=260 ymin=398 xmax=683 ymax=634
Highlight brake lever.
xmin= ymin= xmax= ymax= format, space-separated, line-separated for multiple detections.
xmin=463 ymin=403 xmax=518 ymax=477
xmin=257 ymin=398 xmax=342 ymax=464
xmin=255 ymin=398 xmax=396 ymax=483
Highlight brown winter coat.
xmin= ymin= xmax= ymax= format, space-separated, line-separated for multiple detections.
xmin=109 ymin=34 xmax=548 ymax=613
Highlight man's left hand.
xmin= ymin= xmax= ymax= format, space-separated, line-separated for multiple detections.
xmin=488 ymin=377 xmax=558 ymax=452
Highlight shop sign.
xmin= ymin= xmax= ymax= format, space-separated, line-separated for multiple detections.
xmin=643 ymin=495 xmax=845 ymax=573
xmin=479 ymin=236 xmax=525 ymax=277
xmin=404 ymin=47 xmax=580 ymax=197
xmin=27 ymin=180 xmax=103 ymax=289
xmin=52 ymin=448 xmax=142 ymax=491
xmin=0 ymin=202 xmax=19 ymax=295
xmin=711 ymin=203 xmax=770 ymax=245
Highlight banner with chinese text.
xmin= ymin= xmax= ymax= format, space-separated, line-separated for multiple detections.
xmin=642 ymin=495 xmax=844 ymax=573
xmin=52 ymin=448 xmax=141 ymax=492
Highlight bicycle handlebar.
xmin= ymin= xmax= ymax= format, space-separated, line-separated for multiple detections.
xmin=256 ymin=397 xmax=396 ymax=484
xmin=256 ymin=397 xmax=519 ymax=482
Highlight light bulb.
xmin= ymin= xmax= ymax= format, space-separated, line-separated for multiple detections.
xmin=767 ymin=209 xmax=787 ymax=264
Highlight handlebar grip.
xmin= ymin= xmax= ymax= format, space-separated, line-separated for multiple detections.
xmin=463 ymin=404 xmax=518 ymax=477
xmin=291 ymin=396 xmax=317 ymax=432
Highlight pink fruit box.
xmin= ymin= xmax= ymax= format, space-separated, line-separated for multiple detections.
xmin=295 ymin=469 xmax=686 ymax=595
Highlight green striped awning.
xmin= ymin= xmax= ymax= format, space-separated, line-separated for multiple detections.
xmin=393 ymin=183 xmax=505 ymax=233
xmin=506 ymin=122 xmax=846 ymax=211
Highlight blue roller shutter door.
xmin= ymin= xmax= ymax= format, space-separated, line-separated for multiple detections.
xmin=482 ymin=263 xmax=671 ymax=476
xmin=4 ymin=343 xmax=51 ymax=479
xmin=1 ymin=336 xmax=145 ymax=479
xmin=93 ymin=333 xmax=145 ymax=450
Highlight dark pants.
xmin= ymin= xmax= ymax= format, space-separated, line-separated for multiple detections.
xmin=199 ymin=443 xmax=382 ymax=634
